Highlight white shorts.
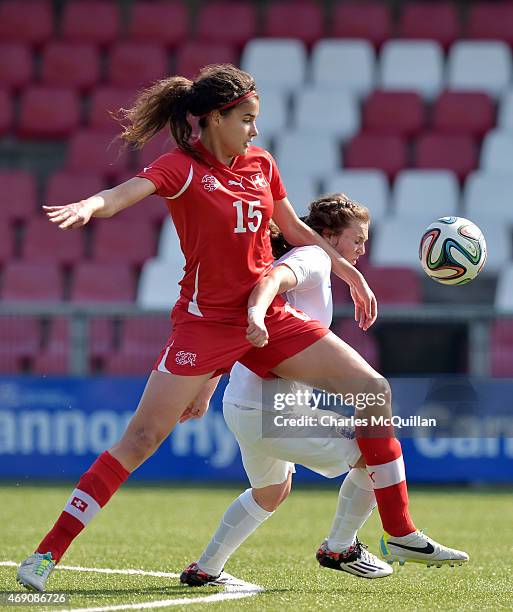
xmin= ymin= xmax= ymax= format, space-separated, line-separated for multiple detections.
xmin=223 ymin=402 xmax=362 ymax=489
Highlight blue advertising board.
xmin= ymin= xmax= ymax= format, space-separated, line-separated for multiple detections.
xmin=0 ymin=376 xmax=512 ymax=483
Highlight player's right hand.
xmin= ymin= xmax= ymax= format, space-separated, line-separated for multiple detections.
xmin=350 ymin=275 xmax=378 ymax=331
xmin=246 ymin=308 xmax=269 ymax=348
xmin=43 ymin=200 xmax=95 ymax=230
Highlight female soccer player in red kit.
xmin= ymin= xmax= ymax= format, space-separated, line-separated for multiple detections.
xmin=17 ymin=64 xmax=466 ymax=592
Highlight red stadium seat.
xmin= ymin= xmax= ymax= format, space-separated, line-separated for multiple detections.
xmin=89 ymin=87 xmax=139 ymax=133
xmin=433 ymin=92 xmax=495 ymax=138
xmin=0 ymin=89 xmax=12 ymax=136
xmin=61 ymin=0 xmax=120 ymax=47
xmin=108 ymin=43 xmax=168 ymax=89
xmin=18 ymin=87 xmax=81 ymax=139
xmin=136 ymin=131 xmax=176 ymax=169
xmin=0 ymin=44 xmax=33 ymax=90
xmin=0 ymin=0 xmax=53 ymax=46
xmin=0 ymin=317 xmax=40 ymax=372
xmin=105 ymin=316 xmax=171 ymax=374
xmin=2 ymin=262 xmax=62 ymax=302
xmin=71 ymin=263 xmax=135 ymax=302
xmin=33 ymin=319 xmax=70 ymax=374
xmin=22 ymin=218 xmax=84 ymax=265
xmin=363 ymin=91 xmax=425 ymax=137
xmin=490 ymin=320 xmax=513 ymax=377
xmin=399 ymin=2 xmax=460 ymax=50
xmin=113 ymin=184 xmax=168 ymax=226
xmin=332 ymin=319 xmax=380 ymax=370
xmin=0 ymin=171 xmax=37 ymax=221
xmin=195 ymin=1 xmax=256 ymax=47
xmin=0 ymin=221 xmax=13 ymax=263
xmin=331 ymin=1 xmax=391 ymax=48
xmin=263 ymin=0 xmax=324 ymax=46
xmin=91 ymin=219 xmax=157 ymax=267
xmin=345 ymin=133 xmax=407 ymax=180
xmin=415 ymin=133 xmax=477 ymax=181
xmin=45 ymin=171 xmax=105 ymax=206
xmin=467 ymin=2 xmax=513 ymax=47
xmin=363 ymin=267 xmax=422 ymax=304
xmin=89 ymin=317 xmax=117 ymax=365
xmin=41 ymin=43 xmax=100 ymax=91
xmin=128 ymin=1 xmax=189 ymax=47
xmin=66 ymin=130 xmax=132 ymax=178
xmin=175 ymin=42 xmax=237 ymax=79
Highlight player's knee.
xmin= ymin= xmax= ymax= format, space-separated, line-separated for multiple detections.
xmin=123 ymin=426 xmax=164 ymax=463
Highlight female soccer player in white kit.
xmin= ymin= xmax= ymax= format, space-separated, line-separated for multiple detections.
xmin=180 ymin=195 xmax=468 ymax=586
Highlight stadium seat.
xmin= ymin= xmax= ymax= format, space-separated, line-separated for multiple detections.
xmin=22 ymin=218 xmax=84 ymax=265
xmin=0 ymin=317 xmax=40 ymax=372
xmin=467 ymin=2 xmax=513 ymax=47
xmin=345 ymin=133 xmax=407 ymax=181
xmin=0 ymin=44 xmax=33 ymax=90
xmin=331 ymin=1 xmax=391 ymax=48
xmin=33 ymin=317 xmax=70 ymax=374
xmin=105 ymin=316 xmax=171 ymax=375
xmin=363 ymin=91 xmax=425 ymax=137
xmin=136 ymin=131 xmax=176 ymax=169
xmin=253 ymin=91 xmax=288 ymax=139
xmin=91 ymin=219 xmax=157 ymax=267
xmin=0 ymin=221 xmax=13 ymax=264
xmin=18 ymin=87 xmax=81 ymax=139
xmin=0 ymin=170 xmax=37 ymax=221
xmin=241 ymin=39 xmax=307 ymax=93
xmin=41 ymin=43 xmax=100 ymax=91
xmin=278 ymin=171 xmax=320 ymax=217
xmin=433 ymin=92 xmax=495 ymax=138
xmin=447 ymin=41 xmax=512 ymax=98
xmin=324 ymin=169 xmax=389 ymax=222
xmin=274 ymin=133 xmax=341 ymax=179
xmin=379 ymin=40 xmax=444 ymax=100
xmin=310 ymin=39 xmax=376 ymax=99
xmin=392 ymin=170 xmax=459 ymax=222
xmin=71 ymin=263 xmax=135 ymax=303
xmin=364 ymin=266 xmax=422 ymax=304
xmin=137 ymin=258 xmax=183 ymax=309
xmin=498 ymin=88 xmax=513 ymax=131
xmin=331 ymin=319 xmax=380 ymax=370
xmin=128 ymin=1 xmax=188 ymax=47
xmin=89 ymin=87 xmax=139 ymax=133
xmin=480 ymin=130 xmax=513 ymax=173
xmin=175 ymin=42 xmax=237 ymax=79
xmin=490 ymin=320 xmax=513 ymax=377
xmin=46 ymin=171 xmax=104 ymax=206
xmin=464 ymin=171 xmax=513 ymax=224
xmin=263 ymin=0 xmax=323 ymax=46
xmin=108 ymin=44 xmax=168 ymax=89
xmin=115 ymin=193 xmax=169 ymax=227
xmin=398 ymin=2 xmax=460 ymax=50
xmin=66 ymin=130 xmax=132 ymax=178
xmin=2 ymin=262 xmax=62 ymax=302
xmin=157 ymin=218 xmax=186 ymax=262
xmin=195 ymin=1 xmax=256 ymax=47
xmin=89 ymin=317 xmax=117 ymax=363
xmin=0 ymin=0 xmax=53 ymax=46
xmin=294 ymin=89 xmax=360 ymax=141
xmin=415 ymin=133 xmax=477 ymax=181
xmin=0 ymin=90 xmax=12 ymax=136
xmin=495 ymin=267 xmax=513 ymax=312
xmin=61 ymin=0 xmax=120 ymax=47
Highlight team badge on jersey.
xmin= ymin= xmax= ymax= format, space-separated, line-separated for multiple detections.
xmin=202 ymin=174 xmax=220 ymax=192
xmin=250 ymin=172 xmax=268 ymax=190
xmin=175 ymin=351 xmax=197 ymax=367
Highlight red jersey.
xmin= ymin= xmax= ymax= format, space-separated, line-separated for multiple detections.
xmin=137 ymin=141 xmax=287 ymax=322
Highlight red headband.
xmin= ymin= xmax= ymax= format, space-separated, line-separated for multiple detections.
xmin=199 ymin=91 xmax=256 ymax=119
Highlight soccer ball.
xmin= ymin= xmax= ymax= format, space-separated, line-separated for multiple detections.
xmin=419 ymin=217 xmax=487 ymax=285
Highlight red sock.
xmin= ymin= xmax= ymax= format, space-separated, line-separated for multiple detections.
xmin=36 ymin=451 xmax=130 ymax=562
xmin=357 ymin=437 xmax=416 ymax=537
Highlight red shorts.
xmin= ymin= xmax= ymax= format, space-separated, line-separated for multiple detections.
xmin=153 ymin=296 xmax=329 ymax=377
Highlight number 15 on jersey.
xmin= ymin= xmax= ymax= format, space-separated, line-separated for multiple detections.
xmin=233 ymin=200 xmax=262 ymax=234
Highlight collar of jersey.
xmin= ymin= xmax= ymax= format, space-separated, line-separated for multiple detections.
xmin=194 ymin=139 xmax=239 ymax=171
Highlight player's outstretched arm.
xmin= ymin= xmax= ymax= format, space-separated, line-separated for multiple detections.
xmin=272 ymin=197 xmax=377 ymax=330
xmin=246 ymin=265 xmax=298 ymax=348
xmin=43 ymin=177 xmax=156 ymax=230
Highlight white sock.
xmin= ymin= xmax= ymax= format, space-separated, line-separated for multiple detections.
xmin=327 ymin=469 xmax=377 ymax=553
xmin=197 ymin=489 xmax=272 ymax=576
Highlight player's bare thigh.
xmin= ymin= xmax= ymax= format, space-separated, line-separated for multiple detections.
xmin=110 ymin=370 xmax=214 ymax=471
xmin=271 ymin=331 xmax=391 ymax=419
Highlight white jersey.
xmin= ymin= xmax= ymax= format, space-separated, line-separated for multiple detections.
xmin=223 ymin=245 xmax=332 ymax=410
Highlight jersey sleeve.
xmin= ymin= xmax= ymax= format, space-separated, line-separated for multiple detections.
xmin=136 ymin=151 xmax=193 ymax=199
xmin=278 ymin=246 xmax=331 ymax=292
xmin=264 ymin=152 xmax=287 ymax=201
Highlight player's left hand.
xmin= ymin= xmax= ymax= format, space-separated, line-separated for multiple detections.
xmin=179 ymin=398 xmax=210 ymax=423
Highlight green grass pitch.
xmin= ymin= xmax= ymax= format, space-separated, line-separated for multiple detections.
xmin=1 ymin=483 xmax=512 ymax=611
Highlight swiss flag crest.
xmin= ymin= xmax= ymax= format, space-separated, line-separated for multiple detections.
xmin=250 ymin=173 xmax=268 ymax=189
xmin=71 ymin=496 xmax=88 ymax=512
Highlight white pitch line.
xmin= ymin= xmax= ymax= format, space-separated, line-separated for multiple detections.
xmin=1 ymin=561 xmax=263 ymax=611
